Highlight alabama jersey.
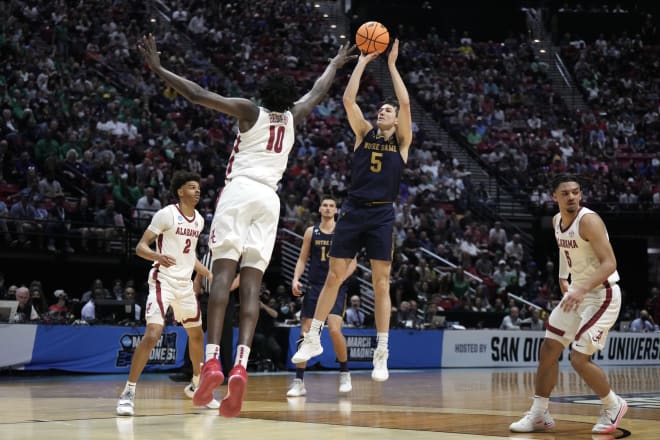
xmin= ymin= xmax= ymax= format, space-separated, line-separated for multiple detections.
xmin=147 ymin=204 xmax=204 ymax=281
xmin=225 ymin=107 xmax=295 ymax=190
xmin=554 ymin=207 xmax=620 ymax=287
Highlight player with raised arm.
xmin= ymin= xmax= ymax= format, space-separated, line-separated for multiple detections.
xmin=292 ymin=39 xmax=412 ymax=382
xmin=117 ymin=171 xmax=214 ymax=416
xmin=510 ymin=174 xmax=627 ymax=434
xmin=138 ymin=34 xmax=356 ymax=417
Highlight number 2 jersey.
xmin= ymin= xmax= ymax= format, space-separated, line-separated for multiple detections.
xmin=554 ymin=206 xmax=619 ymax=288
xmin=148 ymin=204 xmax=204 ymax=282
xmin=226 ymin=107 xmax=295 ymax=190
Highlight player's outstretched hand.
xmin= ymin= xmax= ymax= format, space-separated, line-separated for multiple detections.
xmin=388 ymin=38 xmax=400 ymax=67
xmin=137 ymin=33 xmax=162 ymax=71
xmin=330 ymin=42 xmax=358 ymax=69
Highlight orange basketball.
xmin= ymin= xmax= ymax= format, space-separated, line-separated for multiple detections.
xmin=355 ymin=21 xmax=389 ymax=54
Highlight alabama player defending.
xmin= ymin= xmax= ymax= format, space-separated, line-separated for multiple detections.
xmin=287 ymin=197 xmax=357 ymax=397
xmin=292 ymin=39 xmax=412 ymax=382
xmin=138 ymin=35 xmax=356 ymax=417
xmin=510 ymin=174 xmax=627 ymax=434
xmin=117 ymin=171 xmax=214 ymax=416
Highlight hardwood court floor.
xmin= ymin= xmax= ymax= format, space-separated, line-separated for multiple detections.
xmin=1 ymin=366 xmax=659 ymax=439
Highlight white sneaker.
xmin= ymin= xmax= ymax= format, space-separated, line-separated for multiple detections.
xmin=592 ymin=396 xmax=628 ymax=434
xmin=286 ymin=378 xmax=307 ymax=397
xmin=339 ymin=372 xmax=352 ymax=393
xmin=509 ymin=411 xmax=555 ymax=432
xmin=116 ymin=389 xmax=135 ymax=416
xmin=291 ymin=331 xmax=323 ymax=364
xmin=371 ymin=348 xmax=389 ymax=382
xmin=184 ymin=382 xmax=220 ymax=409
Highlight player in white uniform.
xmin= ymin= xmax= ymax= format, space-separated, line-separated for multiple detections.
xmin=138 ymin=34 xmax=356 ymax=417
xmin=117 ymin=171 xmax=214 ymax=416
xmin=510 ymin=174 xmax=627 ymax=435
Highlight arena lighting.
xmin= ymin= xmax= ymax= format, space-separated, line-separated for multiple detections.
xmin=533 ymin=39 xmax=540 ymax=43
xmin=149 ymin=18 xmax=156 ymax=23
xmin=314 ymin=4 xmax=320 ymax=7
xmin=339 ymin=34 xmax=346 ymax=39
xmin=539 ymin=49 xmax=546 ymax=53
xmin=330 ymin=24 xmax=337 ymax=28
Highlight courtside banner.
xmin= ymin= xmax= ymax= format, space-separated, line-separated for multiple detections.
xmin=25 ymin=325 xmax=187 ymax=372
xmin=287 ymin=327 xmax=443 ymax=369
xmin=441 ymin=330 xmax=660 ymax=368
xmin=0 ymin=324 xmax=38 ymax=368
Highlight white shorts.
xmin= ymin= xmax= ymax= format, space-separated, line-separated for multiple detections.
xmin=208 ymin=176 xmax=280 ymax=272
xmin=145 ymin=271 xmax=201 ymax=328
xmin=545 ymin=282 xmax=621 ymax=355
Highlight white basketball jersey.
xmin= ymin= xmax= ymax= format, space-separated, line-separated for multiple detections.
xmin=147 ymin=204 xmax=204 ymax=281
xmin=225 ymin=107 xmax=295 ymax=190
xmin=554 ymin=207 xmax=619 ymax=287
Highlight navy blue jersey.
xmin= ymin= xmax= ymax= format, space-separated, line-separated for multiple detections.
xmin=348 ymin=129 xmax=404 ymax=204
xmin=307 ymin=224 xmax=333 ymax=284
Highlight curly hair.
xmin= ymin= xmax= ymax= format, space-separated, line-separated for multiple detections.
xmin=258 ymin=72 xmax=297 ymax=112
xmin=170 ymin=171 xmax=201 ymax=200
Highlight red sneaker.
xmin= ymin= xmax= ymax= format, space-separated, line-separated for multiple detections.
xmin=192 ymin=359 xmax=224 ymax=407
xmin=219 ymin=365 xmax=247 ymax=418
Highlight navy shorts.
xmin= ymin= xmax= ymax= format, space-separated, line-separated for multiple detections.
xmin=301 ymin=282 xmax=347 ymax=319
xmin=330 ymin=200 xmax=395 ymax=261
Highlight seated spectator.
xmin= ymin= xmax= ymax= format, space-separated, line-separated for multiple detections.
xmin=630 ymin=309 xmax=656 ymax=332
xmin=47 ymin=289 xmax=72 ymax=323
xmin=134 ymin=186 xmax=161 ymax=229
xmin=500 ymin=306 xmax=522 ymax=330
xmin=520 ymin=308 xmax=545 ymax=331
xmin=345 ymin=295 xmax=367 ymax=328
xmin=11 ymin=286 xmax=40 ymax=322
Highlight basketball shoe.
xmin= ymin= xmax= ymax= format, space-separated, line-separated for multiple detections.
xmin=509 ymin=411 xmax=555 ymax=432
xmin=291 ymin=331 xmax=323 ymax=364
xmin=371 ymin=347 xmax=389 ymax=382
xmin=192 ymin=359 xmax=224 ymax=407
xmin=184 ymin=382 xmax=220 ymax=409
xmin=116 ymin=389 xmax=135 ymax=416
xmin=286 ymin=378 xmax=307 ymax=397
xmin=592 ymin=396 xmax=628 ymax=434
xmin=219 ymin=365 xmax=247 ymax=418
xmin=339 ymin=372 xmax=352 ymax=393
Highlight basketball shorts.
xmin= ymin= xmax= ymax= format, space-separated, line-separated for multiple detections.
xmin=301 ymin=282 xmax=348 ymax=319
xmin=209 ymin=176 xmax=280 ymax=272
xmin=545 ymin=282 xmax=621 ymax=355
xmin=330 ymin=200 xmax=395 ymax=261
xmin=146 ymin=271 xmax=201 ymax=328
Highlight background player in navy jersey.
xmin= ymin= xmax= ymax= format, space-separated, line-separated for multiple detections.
xmin=138 ymin=34 xmax=356 ymax=417
xmin=292 ymin=39 xmax=412 ymax=382
xmin=117 ymin=171 xmax=215 ymax=416
xmin=287 ymin=197 xmax=356 ymax=397
xmin=510 ymin=174 xmax=627 ymax=434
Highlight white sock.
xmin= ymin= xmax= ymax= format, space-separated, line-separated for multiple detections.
xmin=601 ymin=390 xmax=618 ymax=408
xmin=310 ymin=319 xmax=324 ymax=335
xmin=192 ymin=374 xmax=200 ymax=387
xmin=205 ymin=344 xmax=220 ymax=361
xmin=376 ymin=332 xmax=389 ymax=350
xmin=531 ymin=395 xmax=549 ymax=414
xmin=124 ymin=381 xmax=136 ymax=393
xmin=235 ymin=344 xmax=251 ymax=368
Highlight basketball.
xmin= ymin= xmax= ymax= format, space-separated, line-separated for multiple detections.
xmin=355 ymin=21 xmax=389 ymax=54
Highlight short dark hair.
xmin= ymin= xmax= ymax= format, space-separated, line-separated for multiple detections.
xmin=258 ymin=73 xmax=297 ymax=112
xmin=381 ymin=96 xmax=400 ymax=115
xmin=170 ymin=171 xmax=201 ymax=200
xmin=550 ymin=173 xmax=581 ymax=192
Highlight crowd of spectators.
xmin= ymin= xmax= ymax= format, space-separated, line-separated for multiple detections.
xmin=1 ymin=1 xmax=657 ymax=330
